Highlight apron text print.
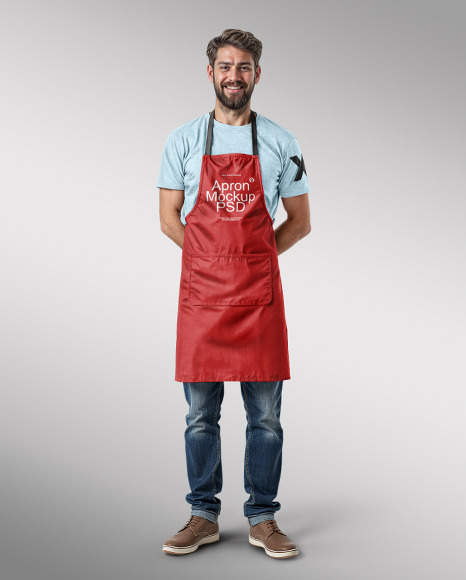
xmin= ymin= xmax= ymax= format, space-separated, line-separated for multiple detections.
xmin=206 ymin=180 xmax=255 ymax=213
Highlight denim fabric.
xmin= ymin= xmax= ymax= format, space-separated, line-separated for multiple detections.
xmin=183 ymin=381 xmax=283 ymax=526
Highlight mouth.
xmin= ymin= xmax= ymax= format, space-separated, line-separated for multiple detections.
xmin=223 ymin=85 xmax=244 ymax=93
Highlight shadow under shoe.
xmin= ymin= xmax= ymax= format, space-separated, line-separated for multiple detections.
xmin=163 ymin=515 xmax=220 ymax=555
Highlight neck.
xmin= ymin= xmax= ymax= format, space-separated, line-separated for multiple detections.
xmin=214 ymin=101 xmax=252 ymax=126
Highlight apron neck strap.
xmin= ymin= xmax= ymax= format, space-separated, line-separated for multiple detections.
xmin=205 ymin=110 xmax=258 ymax=156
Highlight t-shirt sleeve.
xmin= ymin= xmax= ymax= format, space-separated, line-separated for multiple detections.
xmin=156 ymin=130 xmax=185 ymax=190
xmin=278 ymin=137 xmax=310 ymax=197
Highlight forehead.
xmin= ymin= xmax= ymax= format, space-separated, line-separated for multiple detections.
xmin=215 ymin=45 xmax=254 ymax=65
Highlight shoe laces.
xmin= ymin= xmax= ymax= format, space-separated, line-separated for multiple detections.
xmin=263 ymin=519 xmax=285 ymax=536
xmin=178 ymin=515 xmax=205 ymax=533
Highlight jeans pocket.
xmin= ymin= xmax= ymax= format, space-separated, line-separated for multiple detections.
xmin=189 ymin=253 xmax=272 ymax=306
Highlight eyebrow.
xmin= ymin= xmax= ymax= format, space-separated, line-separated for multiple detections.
xmin=216 ymin=61 xmax=253 ymax=66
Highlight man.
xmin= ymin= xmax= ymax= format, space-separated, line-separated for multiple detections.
xmin=157 ymin=29 xmax=311 ymax=559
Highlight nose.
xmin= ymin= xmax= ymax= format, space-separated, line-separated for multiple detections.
xmin=227 ymin=67 xmax=242 ymax=82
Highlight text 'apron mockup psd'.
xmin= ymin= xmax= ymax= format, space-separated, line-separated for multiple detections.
xmin=175 ymin=110 xmax=290 ymax=382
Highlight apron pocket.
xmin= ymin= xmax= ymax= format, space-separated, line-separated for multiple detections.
xmin=189 ymin=253 xmax=272 ymax=306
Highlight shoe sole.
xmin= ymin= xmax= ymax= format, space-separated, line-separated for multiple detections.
xmin=249 ymin=535 xmax=299 ymax=559
xmin=162 ymin=532 xmax=220 ymax=555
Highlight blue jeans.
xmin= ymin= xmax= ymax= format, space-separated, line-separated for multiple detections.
xmin=183 ymin=381 xmax=284 ymax=527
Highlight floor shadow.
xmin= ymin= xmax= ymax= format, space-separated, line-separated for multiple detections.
xmin=281 ymin=499 xmax=368 ymax=539
xmin=217 ymin=529 xmax=246 ymax=544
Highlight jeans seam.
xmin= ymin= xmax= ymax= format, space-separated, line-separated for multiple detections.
xmin=210 ymin=384 xmax=222 ymax=497
xmin=241 ymin=383 xmax=256 ymax=506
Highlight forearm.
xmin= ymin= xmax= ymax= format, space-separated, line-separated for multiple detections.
xmin=161 ymin=213 xmax=186 ymax=249
xmin=161 ymin=213 xmax=309 ymax=254
xmin=274 ymin=218 xmax=311 ymax=255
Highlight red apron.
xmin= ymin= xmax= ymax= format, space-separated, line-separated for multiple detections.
xmin=175 ymin=110 xmax=290 ymax=382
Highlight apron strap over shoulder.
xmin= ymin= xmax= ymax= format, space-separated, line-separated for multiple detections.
xmin=205 ymin=110 xmax=258 ymax=156
xmin=251 ymin=110 xmax=258 ymax=156
xmin=204 ymin=111 xmax=215 ymax=156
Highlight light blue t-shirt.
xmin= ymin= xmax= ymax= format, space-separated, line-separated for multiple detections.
xmin=157 ymin=112 xmax=310 ymax=225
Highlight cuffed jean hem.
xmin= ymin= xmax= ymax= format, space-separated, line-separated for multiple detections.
xmin=248 ymin=512 xmax=276 ymax=526
xmin=191 ymin=509 xmax=219 ymax=523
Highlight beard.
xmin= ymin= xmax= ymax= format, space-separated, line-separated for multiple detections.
xmin=213 ymin=72 xmax=255 ymax=110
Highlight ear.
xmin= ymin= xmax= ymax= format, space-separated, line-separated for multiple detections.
xmin=255 ymin=65 xmax=262 ymax=84
xmin=207 ymin=64 xmax=214 ymax=83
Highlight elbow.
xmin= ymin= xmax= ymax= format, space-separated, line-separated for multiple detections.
xmin=160 ymin=217 xmax=171 ymax=236
xmin=160 ymin=210 xmax=182 ymax=237
xmin=288 ymin=214 xmax=311 ymax=238
xmin=300 ymin=222 xmax=311 ymax=238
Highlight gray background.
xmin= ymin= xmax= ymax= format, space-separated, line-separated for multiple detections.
xmin=1 ymin=0 xmax=465 ymax=578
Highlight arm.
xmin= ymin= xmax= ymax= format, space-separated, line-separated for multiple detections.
xmin=159 ymin=188 xmax=186 ymax=249
xmin=274 ymin=193 xmax=311 ymax=255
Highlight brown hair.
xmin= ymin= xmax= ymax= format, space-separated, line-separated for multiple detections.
xmin=206 ymin=29 xmax=262 ymax=69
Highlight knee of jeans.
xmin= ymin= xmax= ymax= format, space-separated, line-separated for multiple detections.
xmin=256 ymin=409 xmax=282 ymax=437
xmin=185 ymin=407 xmax=215 ymax=435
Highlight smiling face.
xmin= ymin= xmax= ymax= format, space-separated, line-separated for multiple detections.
xmin=208 ymin=45 xmax=261 ymax=111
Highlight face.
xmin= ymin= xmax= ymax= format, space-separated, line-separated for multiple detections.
xmin=208 ymin=45 xmax=261 ymax=110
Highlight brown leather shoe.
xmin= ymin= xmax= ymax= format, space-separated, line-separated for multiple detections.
xmin=249 ymin=519 xmax=299 ymax=559
xmin=162 ymin=515 xmax=219 ymax=555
